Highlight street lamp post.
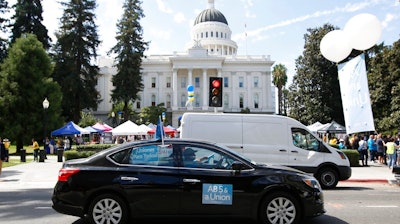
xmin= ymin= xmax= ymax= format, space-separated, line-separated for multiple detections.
xmin=40 ymin=98 xmax=49 ymax=162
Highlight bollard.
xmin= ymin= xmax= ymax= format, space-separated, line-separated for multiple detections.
xmin=39 ymin=149 xmax=45 ymax=162
xmin=20 ymin=149 xmax=26 ymax=162
xmin=57 ymin=149 xmax=64 ymax=162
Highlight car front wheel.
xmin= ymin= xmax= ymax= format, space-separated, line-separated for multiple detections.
xmin=88 ymin=194 xmax=128 ymax=224
xmin=259 ymin=191 xmax=301 ymax=224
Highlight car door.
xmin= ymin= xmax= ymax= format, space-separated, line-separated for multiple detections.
xmin=112 ymin=143 xmax=181 ymax=216
xmin=176 ymin=143 xmax=256 ymax=217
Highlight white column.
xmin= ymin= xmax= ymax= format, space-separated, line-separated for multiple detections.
xmin=172 ymin=69 xmax=178 ymax=110
xmin=188 ymin=69 xmax=193 ymax=85
xmin=202 ymin=69 xmax=208 ymax=109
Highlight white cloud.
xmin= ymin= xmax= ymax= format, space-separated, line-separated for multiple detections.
xmin=156 ymin=0 xmax=173 ymax=14
xmin=174 ymin=12 xmax=186 ymax=23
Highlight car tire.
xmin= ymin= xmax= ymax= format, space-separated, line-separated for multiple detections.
xmin=88 ymin=194 xmax=128 ymax=224
xmin=259 ymin=191 xmax=301 ymax=224
xmin=316 ymin=167 xmax=338 ymax=189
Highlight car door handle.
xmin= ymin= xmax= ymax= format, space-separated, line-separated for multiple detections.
xmin=183 ymin=178 xmax=201 ymax=183
xmin=279 ymin=149 xmax=287 ymax=152
xmin=291 ymin=151 xmax=299 ymax=153
xmin=120 ymin=176 xmax=138 ymax=181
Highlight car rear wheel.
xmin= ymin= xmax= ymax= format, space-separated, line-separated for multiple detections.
xmin=316 ymin=167 xmax=338 ymax=189
xmin=88 ymin=194 xmax=128 ymax=224
xmin=259 ymin=191 xmax=301 ymax=224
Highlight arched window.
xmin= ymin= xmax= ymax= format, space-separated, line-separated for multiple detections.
xmin=151 ymin=94 xmax=156 ymax=106
xmin=254 ymin=94 xmax=259 ymax=109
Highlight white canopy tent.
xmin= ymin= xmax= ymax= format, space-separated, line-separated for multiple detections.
xmin=111 ymin=120 xmax=145 ymax=136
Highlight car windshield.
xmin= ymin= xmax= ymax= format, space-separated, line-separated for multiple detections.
xmin=215 ymin=143 xmax=256 ymax=165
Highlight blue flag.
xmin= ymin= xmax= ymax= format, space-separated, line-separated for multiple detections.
xmin=155 ymin=116 xmax=165 ymax=140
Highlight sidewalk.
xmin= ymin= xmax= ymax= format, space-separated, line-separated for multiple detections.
xmin=0 ymin=155 xmax=62 ymax=191
xmin=0 ymin=155 xmax=399 ymax=191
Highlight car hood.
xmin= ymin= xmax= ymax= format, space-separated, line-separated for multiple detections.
xmin=256 ymin=162 xmax=306 ymax=174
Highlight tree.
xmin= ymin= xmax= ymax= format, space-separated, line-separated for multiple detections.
xmin=139 ymin=103 xmax=167 ymax=125
xmin=10 ymin=0 xmax=51 ymax=49
xmin=52 ymin=0 xmax=100 ymax=123
xmin=288 ymin=24 xmax=344 ymax=125
xmin=0 ymin=0 xmax=9 ymax=63
xmin=272 ymin=63 xmax=287 ymax=115
xmin=0 ymin=34 xmax=62 ymax=152
xmin=108 ymin=0 xmax=148 ymax=121
xmin=368 ymin=40 xmax=400 ymax=132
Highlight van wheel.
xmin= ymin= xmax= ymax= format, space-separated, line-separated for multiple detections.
xmin=258 ymin=191 xmax=301 ymax=224
xmin=317 ymin=168 xmax=338 ymax=189
xmin=88 ymin=194 xmax=128 ymax=224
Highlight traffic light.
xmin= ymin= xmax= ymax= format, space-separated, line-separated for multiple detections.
xmin=209 ymin=77 xmax=223 ymax=107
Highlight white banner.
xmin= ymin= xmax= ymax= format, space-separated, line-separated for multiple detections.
xmin=338 ymin=53 xmax=375 ymax=134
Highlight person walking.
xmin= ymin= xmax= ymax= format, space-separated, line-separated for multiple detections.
xmin=32 ymin=138 xmax=40 ymax=162
xmin=385 ymin=137 xmax=398 ymax=169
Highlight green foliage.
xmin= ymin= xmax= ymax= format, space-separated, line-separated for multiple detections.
xmin=0 ymin=0 xmax=9 ymax=63
xmin=52 ymin=0 xmax=100 ymax=123
xmin=342 ymin=149 xmax=361 ymax=167
xmin=0 ymin=34 xmax=62 ymax=151
xmin=78 ymin=111 xmax=98 ymax=127
xmin=108 ymin=0 xmax=148 ymax=122
xmin=111 ymin=102 xmax=139 ymax=125
xmin=64 ymin=150 xmax=96 ymax=161
xmin=368 ymin=40 xmax=400 ymax=132
xmin=139 ymin=103 xmax=167 ymax=125
xmin=289 ymin=24 xmax=344 ymax=125
xmin=10 ymin=0 xmax=51 ymax=49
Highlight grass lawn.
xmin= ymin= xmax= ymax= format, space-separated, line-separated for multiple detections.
xmin=2 ymin=145 xmax=35 ymax=168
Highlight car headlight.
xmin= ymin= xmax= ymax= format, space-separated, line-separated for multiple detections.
xmin=302 ymin=177 xmax=322 ymax=190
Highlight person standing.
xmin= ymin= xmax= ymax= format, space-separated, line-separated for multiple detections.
xmin=367 ymin=134 xmax=377 ymax=163
xmin=0 ymin=137 xmax=5 ymax=176
xmin=3 ymin=138 xmax=10 ymax=162
xmin=385 ymin=137 xmax=398 ymax=169
xmin=32 ymin=138 xmax=40 ymax=162
xmin=358 ymin=136 xmax=369 ymax=166
xmin=376 ymin=134 xmax=385 ymax=164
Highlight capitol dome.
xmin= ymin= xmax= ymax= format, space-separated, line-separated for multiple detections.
xmin=189 ymin=0 xmax=238 ymax=56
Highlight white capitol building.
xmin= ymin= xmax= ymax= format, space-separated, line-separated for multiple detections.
xmin=95 ymin=0 xmax=276 ymax=127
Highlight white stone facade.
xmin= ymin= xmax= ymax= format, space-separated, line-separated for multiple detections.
xmin=95 ymin=0 xmax=276 ymax=127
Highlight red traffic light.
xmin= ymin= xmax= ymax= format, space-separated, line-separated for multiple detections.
xmin=212 ymin=79 xmax=221 ymax=88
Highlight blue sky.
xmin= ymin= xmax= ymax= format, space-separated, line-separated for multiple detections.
xmin=5 ymin=0 xmax=400 ymax=84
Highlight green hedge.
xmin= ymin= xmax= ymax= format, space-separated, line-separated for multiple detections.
xmin=342 ymin=149 xmax=361 ymax=167
xmin=64 ymin=144 xmax=115 ymax=161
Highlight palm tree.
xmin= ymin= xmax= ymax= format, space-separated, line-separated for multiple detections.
xmin=272 ymin=64 xmax=288 ymax=115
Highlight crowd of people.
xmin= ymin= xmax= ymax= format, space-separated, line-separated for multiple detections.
xmin=325 ymin=133 xmax=400 ymax=169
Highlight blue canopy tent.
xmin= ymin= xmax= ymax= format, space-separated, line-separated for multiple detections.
xmin=51 ymin=121 xmax=90 ymax=136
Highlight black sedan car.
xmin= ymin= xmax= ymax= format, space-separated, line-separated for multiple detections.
xmin=52 ymin=138 xmax=325 ymax=224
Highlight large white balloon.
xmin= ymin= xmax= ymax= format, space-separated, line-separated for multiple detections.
xmin=344 ymin=13 xmax=382 ymax=51
xmin=320 ymin=30 xmax=352 ymax=63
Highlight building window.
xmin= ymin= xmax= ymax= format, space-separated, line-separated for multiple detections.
xmin=195 ymin=93 xmax=200 ymax=107
xmin=201 ymin=33 xmax=203 ymax=38
xmin=216 ymin=32 xmax=218 ymax=38
xmin=151 ymin=94 xmax=156 ymax=106
xmin=166 ymin=77 xmax=171 ymax=88
xmin=239 ymin=77 xmax=244 ymax=88
xmin=136 ymin=101 xmax=141 ymax=109
xmin=181 ymin=77 xmax=187 ymax=88
xmin=223 ymin=77 xmax=229 ymax=88
xmin=224 ymin=94 xmax=229 ymax=108
xmin=254 ymin=76 xmax=259 ymax=88
xmin=206 ymin=32 xmax=208 ymax=38
xmin=180 ymin=94 xmax=186 ymax=107
xmin=221 ymin=32 xmax=223 ymax=38
xmin=194 ymin=77 xmax=200 ymax=88
xmin=166 ymin=94 xmax=171 ymax=108
xmin=151 ymin=77 xmax=156 ymax=88
xmin=211 ymin=31 xmax=213 ymax=37
xmin=239 ymin=94 xmax=244 ymax=108
xmin=254 ymin=94 xmax=259 ymax=108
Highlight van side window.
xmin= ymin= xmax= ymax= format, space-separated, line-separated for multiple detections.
xmin=292 ymin=128 xmax=320 ymax=152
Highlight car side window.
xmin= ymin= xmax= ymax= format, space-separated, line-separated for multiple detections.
xmin=110 ymin=144 xmax=175 ymax=167
xmin=180 ymin=145 xmax=236 ymax=170
xmin=292 ymin=128 xmax=320 ymax=152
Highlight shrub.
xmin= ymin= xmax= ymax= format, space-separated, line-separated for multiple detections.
xmin=342 ymin=149 xmax=361 ymax=167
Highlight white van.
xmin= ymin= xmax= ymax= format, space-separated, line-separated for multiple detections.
xmin=180 ymin=112 xmax=351 ymax=189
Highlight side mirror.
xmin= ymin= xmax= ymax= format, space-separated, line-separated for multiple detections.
xmin=231 ymin=161 xmax=244 ymax=171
